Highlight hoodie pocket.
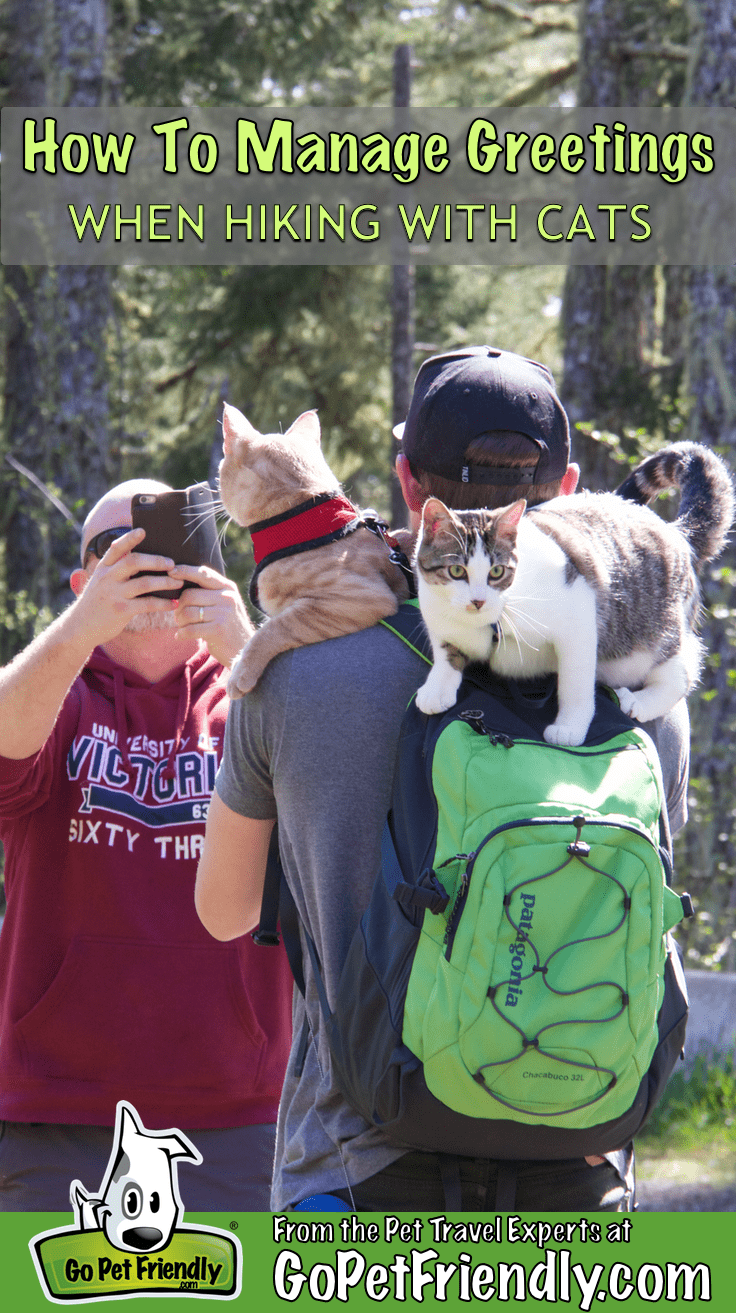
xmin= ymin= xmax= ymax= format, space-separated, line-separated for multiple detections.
xmin=15 ymin=936 xmax=266 ymax=1091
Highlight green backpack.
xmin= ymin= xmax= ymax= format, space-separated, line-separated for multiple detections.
xmin=324 ymin=601 xmax=691 ymax=1160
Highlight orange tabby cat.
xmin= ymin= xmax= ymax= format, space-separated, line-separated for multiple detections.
xmin=219 ymin=403 xmax=411 ymax=698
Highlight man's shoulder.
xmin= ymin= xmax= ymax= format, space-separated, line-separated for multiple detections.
xmin=276 ymin=616 xmax=427 ymax=683
xmin=235 ymin=618 xmax=428 ymax=732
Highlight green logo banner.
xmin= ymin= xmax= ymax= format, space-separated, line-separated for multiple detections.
xmin=31 ymin=1225 xmax=239 ymax=1302
xmin=1 ymin=1211 xmax=733 ymax=1310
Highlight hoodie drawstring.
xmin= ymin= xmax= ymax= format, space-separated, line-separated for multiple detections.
xmin=113 ymin=668 xmax=132 ymax=772
xmin=112 ymin=661 xmax=193 ymax=782
xmin=162 ymin=662 xmax=192 ymax=780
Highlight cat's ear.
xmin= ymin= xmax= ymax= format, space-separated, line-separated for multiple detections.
xmin=496 ymin=499 xmax=526 ymax=541
xmin=284 ymin=410 xmax=321 ymax=446
xmin=421 ymin=498 xmax=455 ymax=538
xmin=222 ymin=403 xmax=260 ymax=455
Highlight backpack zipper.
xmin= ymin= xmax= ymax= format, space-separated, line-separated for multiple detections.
xmin=443 ymin=868 xmax=471 ymax=953
xmin=457 ymin=708 xmax=642 ymax=758
xmin=458 ymin=709 xmax=514 ymax=749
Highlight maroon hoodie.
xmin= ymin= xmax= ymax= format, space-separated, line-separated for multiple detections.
xmin=0 ymin=645 xmax=292 ymax=1129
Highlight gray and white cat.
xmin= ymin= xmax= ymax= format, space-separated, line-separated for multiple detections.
xmin=414 ymin=441 xmax=734 ymax=746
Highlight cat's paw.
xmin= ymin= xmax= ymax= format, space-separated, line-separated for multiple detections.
xmin=544 ymin=719 xmax=588 ymax=748
xmin=615 ymin=686 xmax=658 ymax=723
xmin=615 ymin=686 xmax=640 ymax=718
xmin=415 ymin=674 xmax=460 ymax=717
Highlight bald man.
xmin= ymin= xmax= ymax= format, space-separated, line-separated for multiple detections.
xmin=0 ymin=481 xmax=293 ymax=1211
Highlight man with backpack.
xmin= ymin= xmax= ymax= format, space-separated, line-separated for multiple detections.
xmin=196 ymin=346 xmax=690 ymax=1212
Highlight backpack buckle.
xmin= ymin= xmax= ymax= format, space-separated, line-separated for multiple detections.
xmin=394 ymin=871 xmax=450 ymax=916
xmin=251 ymin=929 xmax=281 ymax=947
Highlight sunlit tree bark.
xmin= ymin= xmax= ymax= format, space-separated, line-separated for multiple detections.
xmin=2 ymin=0 xmax=113 ymax=653
xmin=678 ymin=0 xmax=736 ymax=969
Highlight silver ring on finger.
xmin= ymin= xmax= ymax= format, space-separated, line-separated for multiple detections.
xmin=199 ymin=606 xmax=204 ymax=623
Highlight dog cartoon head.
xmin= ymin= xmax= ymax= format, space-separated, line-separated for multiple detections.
xmin=71 ymin=1101 xmax=202 ymax=1253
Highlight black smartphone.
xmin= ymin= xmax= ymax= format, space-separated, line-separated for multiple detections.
xmin=130 ymin=485 xmax=225 ymax=598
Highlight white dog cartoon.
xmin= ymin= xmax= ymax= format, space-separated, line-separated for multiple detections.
xmin=70 ymin=1101 xmax=202 ymax=1254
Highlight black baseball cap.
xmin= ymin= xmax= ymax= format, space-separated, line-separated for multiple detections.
xmin=395 ymin=346 xmax=570 ymax=487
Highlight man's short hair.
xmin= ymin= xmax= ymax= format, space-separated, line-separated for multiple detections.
xmin=397 ymin=345 xmax=570 ymax=509
xmin=410 ymin=431 xmax=565 ymax=510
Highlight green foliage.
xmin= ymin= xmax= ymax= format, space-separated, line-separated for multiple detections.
xmin=110 ymin=263 xmax=566 ymax=486
xmin=107 ymin=260 xmax=565 ymax=600
xmin=674 ymin=740 xmax=736 ymax=972
xmin=0 ymin=550 xmax=55 ymax=664
xmin=117 ymin=0 xmax=374 ymax=106
xmin=639 ymin=1051 xmax=736 ymax=1148
xmin=115 ymin=0 xmax=578 ymax=110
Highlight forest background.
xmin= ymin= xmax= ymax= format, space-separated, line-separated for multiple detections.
xmin=1 ymin=0 xmax=735 ymax=978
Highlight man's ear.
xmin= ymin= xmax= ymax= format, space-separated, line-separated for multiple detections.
xmin=70 ymin=569 xmax=89 ymax=597
xmin=395 ymin=453 xmax=425 ymax=514
xmin=560 ymin=463 xmax=580 ymax=496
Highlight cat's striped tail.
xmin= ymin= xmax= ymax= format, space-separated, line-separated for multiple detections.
xmin=616 ymin=441 xmax=735 ymax=567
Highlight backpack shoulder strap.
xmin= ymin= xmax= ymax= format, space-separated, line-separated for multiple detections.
xmin=255 ymin=603 xmax=430 ymax=948
xmin=253 ymin=825 xmax=330 ymax=1074
xmin=379 ymin=599 xmax=433 ymax=666
xmin=255 ymin=602 xmax=432 ymax=1052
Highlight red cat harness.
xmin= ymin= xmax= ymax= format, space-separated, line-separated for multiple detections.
xmin=247 ymin=492 xmax=414 ymax=610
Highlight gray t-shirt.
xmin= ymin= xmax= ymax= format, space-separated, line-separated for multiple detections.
xmin=217 ymin=623 xmax=689 ymax=1210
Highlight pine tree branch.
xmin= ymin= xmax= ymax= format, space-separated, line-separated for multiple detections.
xmin=470 ymin=0 xmax=576 ymax=29
xmin=497 ymin=59 xmax=578 ymax=107
xmin=620 ymin=42 xmax=689 ymax=63
xmin=4 ymin=455 xmax=83 ymax=535
xmin=471 ymin=0 xmax=534 ymax=19
xmin=153 ymin=336 xmax=236 ymax=393
xmin=154 ymin=361 xmax=199 ymax=393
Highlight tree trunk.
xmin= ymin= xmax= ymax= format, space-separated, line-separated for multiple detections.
xmin=564 ymin=0 xmax=626 ymax=464
xmin=560 ymin=267 xmax=623 ymax=491
xmin=391 ymin=265 xmax=414 ymax=529
xmin=562 ymin=0 xmax=736 ymax=967
xmin=560 ymin=1 xmax=670 ymax=489
xmin=390 ymin=44 xmax=414 ymax=530
xmin=677 ymin=0 xmax=736 ymax=969
xmin=2 ymin=0 xmax=114 ymax=655
xmin=577 ymin=0 xmax=625 ymax=106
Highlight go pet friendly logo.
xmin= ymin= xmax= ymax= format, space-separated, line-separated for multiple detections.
xmin=30 ymin=1101 xmax=242 ymax=1302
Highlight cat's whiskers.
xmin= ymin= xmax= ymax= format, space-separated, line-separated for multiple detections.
xmin=181 ymin=507 xmax=220 ymax=537
xmin=216 ymin=520 xmax=231 ymax=553
xmin=178 ymin=495 xmax=234 ymax=560
xmin=501 ymin=600 xmax=549 ymax=644
xmin=182 ymin=492 xmax=229 ymax=523
xmin=496 ymin=611 xmax=530 ymax=665
xmin=182 ymin=494 xmax=226 ymax=518
xmin=498 ymin=604 xmax=546 ymax=661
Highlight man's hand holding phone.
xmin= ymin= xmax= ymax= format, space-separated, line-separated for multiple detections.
xmin=127 ymin=486 xmax=250 ymax=668
xmin=169 ymin=563 xmax=254 ymax=669
xmin=74 ymin=487 xmax=251 ymax=668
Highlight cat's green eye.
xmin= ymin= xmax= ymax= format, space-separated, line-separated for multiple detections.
xmin=488 ymin=565 xmax=505 ymax=581
xmin=448 ymin=564 xmax=467 ymax=580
